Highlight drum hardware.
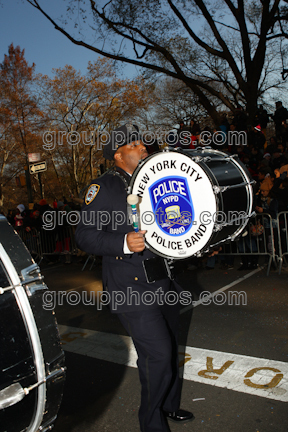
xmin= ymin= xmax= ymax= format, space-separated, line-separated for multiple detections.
xmin=0 ymin=367 xmax=66 ymax=410
xmin=21 ymin=264 xmax=46 ymax=295
xmin=0 ymin=285 xmax=15 ymax=294
xmin=39 ymin=417 xmax=57 ymax=431
xmin=46 ymin=352 xmax=66 ymax=374
xmin=195 ymin=146 xmax=213 ymax=151
xmin=213 ymin=180 xmax=256 ymax=195
xmin=213 ymin=224 xmax=224 ymax=232
xmin=190 ymin=156 xmax=212 ymax=163
xmin=25 ymin=282 xmax=47 ymax=296
xmin=21 ymin=263 xmax=42 ymax=282
xmin=0 ymin=278 xmax=46 ymax=297
xmin=191 ymin=156 xmax=236 ymax=163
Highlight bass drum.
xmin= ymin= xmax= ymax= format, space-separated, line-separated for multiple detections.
xmin=0 ymin=215 xmax=65 ymax=432
xmin=128 ymin=148 xmax=254 ymax=259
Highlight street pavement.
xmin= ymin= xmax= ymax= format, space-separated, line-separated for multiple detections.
xmin=40 ymin=256 xmax=288 ymax=432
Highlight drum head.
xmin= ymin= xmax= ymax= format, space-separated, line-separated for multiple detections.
xmin=130 ymin=151 xmax=217 ymax=259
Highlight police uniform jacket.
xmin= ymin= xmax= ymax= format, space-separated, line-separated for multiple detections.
xmin=75 ymin=168 xmax=172 ymax=313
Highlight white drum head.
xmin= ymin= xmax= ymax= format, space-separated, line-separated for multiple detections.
xmin=130 ymin=151 xmax=217 ymax=259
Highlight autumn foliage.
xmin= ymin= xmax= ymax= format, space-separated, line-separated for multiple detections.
xmin=0 ymin=45 xmax=152 ymax=212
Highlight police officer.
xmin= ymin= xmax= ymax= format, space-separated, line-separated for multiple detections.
xmin=75 ymin=125 xmax=194 ymax=432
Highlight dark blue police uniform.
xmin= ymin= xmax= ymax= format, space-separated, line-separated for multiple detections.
xmin=75 ymin=125 xmax=185 ymax=432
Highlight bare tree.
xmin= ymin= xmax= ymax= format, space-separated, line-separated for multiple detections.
xmin=25 ymin=0 xmax=288 ymax=124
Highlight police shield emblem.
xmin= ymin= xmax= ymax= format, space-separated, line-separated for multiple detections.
xmin=85 ymin=184 xmax=100 ymax=205
xmin=149 ymin=176 xmax=194 ymax=236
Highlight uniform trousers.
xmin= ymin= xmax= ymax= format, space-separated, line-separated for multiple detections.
xmin=118 ymin=301 xmax=181 ymax=432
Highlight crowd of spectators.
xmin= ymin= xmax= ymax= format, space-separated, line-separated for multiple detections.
xmin=2 ymin=102 xmax=288 ymax=269
xmin=3 ymin=197 xmax=82 ymax=264
xmin=171 ymin=101 xmax=288 ymax=270
xmin=5 ymin=198 xmax=80 ymax=232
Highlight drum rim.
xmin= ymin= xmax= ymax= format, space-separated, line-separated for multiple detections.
xmin=181 ymin=147 xmax=254 ymax=240
xmin=129 ymin=149 xmax=218 ymax=259
xmin=0 ymin=244 xmax=46 ymax=432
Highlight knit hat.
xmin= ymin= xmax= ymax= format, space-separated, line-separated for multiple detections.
xmin=57 ymin=201 xmax=64 ymax=209
xmin=254 ymin=124 xmax=261 ymax=132
xmin=39 ymin=199 xmax=47 ymax=206
xmin=17 ymin=204 xmax=25 ymax=213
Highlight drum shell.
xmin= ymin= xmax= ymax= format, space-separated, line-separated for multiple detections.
xmin=186 ymin=148 xmax=253 ymax=247
xmin=0 ymin=216 xmax=65 ymax=432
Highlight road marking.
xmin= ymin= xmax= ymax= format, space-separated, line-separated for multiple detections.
xmin=180 ymin=266 xmax=263 ymax=314
xmin=58 ymin=324 xmax=288 ymax=402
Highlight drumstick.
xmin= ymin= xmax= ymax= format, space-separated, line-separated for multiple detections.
xmin=127 ymin=194 xmax=139 ymax=232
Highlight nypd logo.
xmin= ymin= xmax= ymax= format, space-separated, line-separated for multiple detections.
xmin=85 ymin=184 xmax=100 ymax=205
xmin=130 ymin=152 xmax=217 ymax=259
xmin=149 ymin=176 xmax=194 ymax=236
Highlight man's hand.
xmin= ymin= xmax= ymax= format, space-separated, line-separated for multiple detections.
xmin=208 ymin=246 xmax=222 ymax=257
xmin=127 ymin=230 xmax=147 ymax=252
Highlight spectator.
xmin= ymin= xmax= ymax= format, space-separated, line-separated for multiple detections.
xmin=187 ymin=118 xmax=200 ymax=135
xmin=271 ymin=167 xmax=288 ymax=212
xmin=39 ymin=199 xmax=52 ymax=217
xmin=260 ymin=153 xmax=272 ymax=169
xmin=254 ymin=167 xmax=272 ymax=198
xmin=277 ymin=142 xmax=288 ymax=160
xmin=212 ymin=128 xmax=227 ymax=150
xmin=14 ymin=204 xmax=30 ymax=230
xmin=219 ymin=113 xmax=230 ymax=135
xmin=271 ymin=101 xmax=288 ymax=144
xmin=248 ymin=125 xmax=266 ymax=152
xmin=255 ymin=177 xmax=279 ymax=258
xmin=254 ymin=105 xmax=269 ymax=138
xmin=270 ymin=147 xmax=288 ymax=171
xmin=29 ymin=208 xmax=42 ymax=231
xmin=266 ymin=136 xmax=278 ymax=155
xmin=232 ymin=108 xmax=248 ymax=132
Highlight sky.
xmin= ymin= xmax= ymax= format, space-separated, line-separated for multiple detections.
xmin=0 ymin=0 xmax=138 ymax=78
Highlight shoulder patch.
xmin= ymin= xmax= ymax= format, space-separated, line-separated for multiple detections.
xmin=85 ymin=184 xmax=100 ymax=205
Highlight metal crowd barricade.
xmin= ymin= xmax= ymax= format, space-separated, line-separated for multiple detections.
xmin=219 ymin=213 xmax=278 ymax=276
xmin=17 ymin=226 xmax=78 ymax=263
xmin=16 ymin=214 xmax=282 ymax=275
xmin=17 ymin=228 xmax=43 ymax=264
xmin=40 ymin=225 xmax=78 ymax=259
xmin=276 ymin=211 xmax=288 ymax=274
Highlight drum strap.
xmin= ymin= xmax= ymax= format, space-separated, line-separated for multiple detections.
xmin=106 ymin=166 xmax=131 ymax=191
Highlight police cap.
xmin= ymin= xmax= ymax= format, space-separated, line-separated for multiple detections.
xmin=103 ymin=124 xmax=141 ymax=160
